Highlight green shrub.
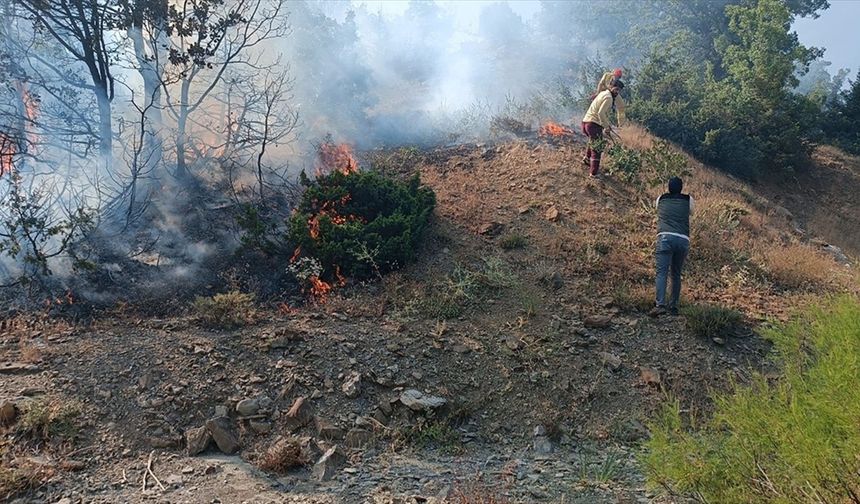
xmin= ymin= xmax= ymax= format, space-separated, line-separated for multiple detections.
xmin=643 ymin=297 xmax=860 ymax=503
xmin=682 ymin=304 xmax=743 ymax=340
xmin=193 ymin=291 xmax=257 ymax=328
xmin=606 ymin=144 xmax=643 ymax=184
xmin=410 ymin=419 xmax=464 ymax=455
xmin=236 ymin=203 xmax=282 ymax=254
xmin=499 ymin=233 xmax=528 ymax=250
xmin=641 ymin=139 xmax=691 ymax=188
xmin=606 ymin=140 xmax=689 ymax=188
xmin=289 ymin=170 xmax=435 ymax=281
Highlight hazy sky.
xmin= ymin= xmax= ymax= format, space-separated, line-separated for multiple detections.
xmin=354 ymin=0 xmax=858 ymax=78
xmin=793 ymin=0 xmax=860 ymax=76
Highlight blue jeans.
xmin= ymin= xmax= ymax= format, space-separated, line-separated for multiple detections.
xmin=655 ymin=234 xmax=689 ymax=310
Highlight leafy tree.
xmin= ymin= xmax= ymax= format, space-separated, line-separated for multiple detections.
xmin=628 ymin=0 xmax=829 ymax=178
xmin=824 ymin=71 xmax=860 ymax=154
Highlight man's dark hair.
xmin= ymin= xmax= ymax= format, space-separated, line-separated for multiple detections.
xmin=611 ymin=79 xmax=625 ymax=90
xmin=668 ymin=177 xmax=683 ymax=194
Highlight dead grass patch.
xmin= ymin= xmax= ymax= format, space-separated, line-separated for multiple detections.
xmin=257 ymin=436 xmax=310 ymax=474
xmin=0 ymin=461 xmax=51 ymax=501
xmin=762 ymin=244 xmax=837 ymax=290
xmin=613 ymin=282 xmax=654 ymax=312
xmin=18 ymin=342 xmax=43 ymax=363
xmin=192 ymin=291 xmax=257 ymax=328
xmin=15 ymin=398 xmax=82 ymax=445
xmin=451 ymin=482 xmax=509 ymax=504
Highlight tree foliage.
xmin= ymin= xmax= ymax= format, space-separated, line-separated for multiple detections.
xmin=625 ymin=0 xmax=829 ymax=178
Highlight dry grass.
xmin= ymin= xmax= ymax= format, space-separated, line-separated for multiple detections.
xmin=192 ymin=291 xmax=257 ymax=328
xmin=0 ymin=461 xmax=51 ymax=501
xmin=762 ymin=244 xmax=837 ymax=290
xmin=451 ymin=483 xmax=508 ymax=504
xmin=18 ymin=341 xmax=43 ymax=363
xmin=257 ymin=436 xmax=310 ymax=474
xmin=15 ymin=398 xmax=82 ymax=445
xmin=617 ymin=124 xmax=655 ymax=151
xmin=613 ymin=282 xmax=654 ymax=313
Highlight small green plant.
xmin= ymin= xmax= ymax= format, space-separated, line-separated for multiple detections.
xmin=0 ymin=462 xmax=49 ymax=501
xmin=236 ymin=203 xmax=282 ymax=254
xmin=193 ymin=291 xmax=257 ymax=328
xmin=681 ymin=304 xmax=743 ymax=340
xmin=16 ymin=399 xmax=82 ymax=444
xmin=587 ymin=135 xmax=608 ymax=154
xmin=479 ymin=257 xmax=518 ymax=289
xmin=411 ymin=419 xmax=463 ymax=455
xmin=498 ymin=233 xmax=528 ymax=250
xmin=643 ymin=297 xmax=860 ymax=503
xmin=594 ymin=451 xmax=624 ymax=483
xmin=606 ymin=144 xmax=643 ymax=184
xmin=576 ymin=449 xmax=624 ymax=485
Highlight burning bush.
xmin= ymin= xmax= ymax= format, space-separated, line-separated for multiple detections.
xmin=289 ymin=169 xmax=435 ymax=282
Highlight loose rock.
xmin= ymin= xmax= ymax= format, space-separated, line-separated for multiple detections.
xmin=249 ymin=420 xmax=273 ymax=435
xmin=0 ymin=400 xmax=17 ymax=426
xmin=640 ymin=367 xmax=662 ymax=386
xmin=341 ymin=372 xmax=361 ymax=399
xmin=584 ymin=315 xmax=613 ymax=328
xmin=400 ymin=389 xmax=447 ymax=411
xmin=312 ymin=446 xmax=347 ymax=482
xmin=315 ymin=417 xmax=345 ymax=440
xmin=599 ymin=352 xmax=622 ymax=371
xmin=345 ymin=428 xmax=373 ymax=448
xmin=205 ymin=416 xmax=240 ymax=454
xmin=284 ymin=396 xmax=312 ymax=432
xmin=236 ymin=398 xmax=261 ymax=416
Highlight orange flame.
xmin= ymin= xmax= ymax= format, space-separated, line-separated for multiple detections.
xmin=16 ymin=82 xmax=39 ymax=147
xmin=309 ymin=275 xmax=332 ymax=303
xmin=316 ymin=142 xmax=359 ymax=176
xmin=539 ymin=121 xmax=574 ymax=138
xmin=0 ymin=133 xmax=14 ymax=177
xmin=306 ymin=194 xmax=354 ymax=240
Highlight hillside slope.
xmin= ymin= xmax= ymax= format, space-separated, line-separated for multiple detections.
xmin=1 ymin=126 xmax=857 ymax=503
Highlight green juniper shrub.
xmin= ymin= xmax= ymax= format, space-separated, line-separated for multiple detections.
xmin=289 ymin=170 xmax=435 ymax=281
xmin=236 ymin=203 xmax=282 ymax=254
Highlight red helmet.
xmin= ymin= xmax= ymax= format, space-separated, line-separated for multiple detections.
xmin=613 ymin=68 xmax=623 ymax=78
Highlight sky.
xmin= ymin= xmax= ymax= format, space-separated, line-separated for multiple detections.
xmin=354 ymin=0 xmax=859 ymax=77
xmin=793 ymin=0 xmax=860 ymax=76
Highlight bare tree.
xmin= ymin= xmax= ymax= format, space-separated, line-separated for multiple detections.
xmin=226 ymin=68 xmax=299 ymax=200
xmin=117 ymin=0 xmax=168 ymax=173
xmin=17 ymin=0 xmax=119 ymax=164
xmin=159 ymin=0 xmax=288 ymax=180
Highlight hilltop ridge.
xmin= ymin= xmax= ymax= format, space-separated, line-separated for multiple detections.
xmin=1 ymin=125 xmax=857 ymax=503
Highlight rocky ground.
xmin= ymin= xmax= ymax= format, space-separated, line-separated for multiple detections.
xmin=2 ymin=129 xmax=856 ymax=503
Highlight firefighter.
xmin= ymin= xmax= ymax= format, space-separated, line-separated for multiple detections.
xmin=581 ymin=79 xmax=624 ymax=177
xmin=592 ymin=68 xmax=626 ymax=126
